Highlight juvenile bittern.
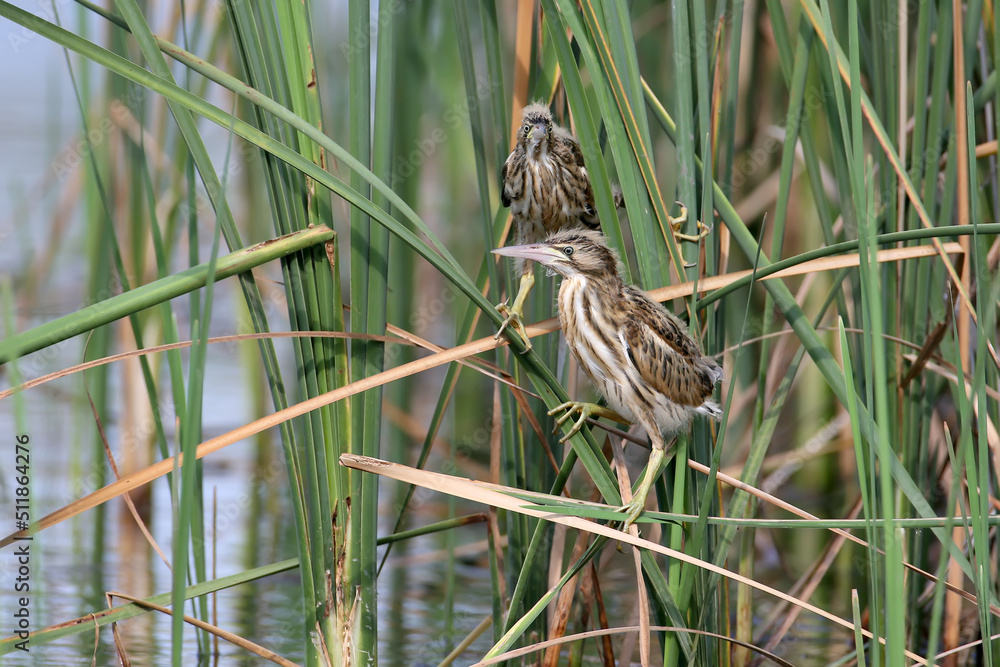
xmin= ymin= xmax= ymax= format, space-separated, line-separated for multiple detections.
xmin=495 ymin=103 xmax=600 ymax=350
xmin=494 ymin=103 xmax=710 ymax=349
xmin=493 ymin=230 xmax=723 ymax=527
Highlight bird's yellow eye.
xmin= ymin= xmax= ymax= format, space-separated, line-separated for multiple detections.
xmin=523 ymin=125 xmax=530 ymax=136
xmin=562 ymin=246 xmax=574 ymax=257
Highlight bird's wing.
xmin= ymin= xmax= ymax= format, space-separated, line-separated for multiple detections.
xmin=551 ymin=125 xmax=584 ymax=164
xmin=554 ymin=130 xmax=600 ymax=229
xmin=500 ymin=150 xmax=514 ymax=207
xmin=562 ymin=131 xmax=587 ymax=168
xmin=620 ymin=291 xmax=719 ymax=408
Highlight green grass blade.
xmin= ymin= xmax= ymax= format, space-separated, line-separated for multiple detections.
xmin=0 ymin=227 xmax=334 ymax=363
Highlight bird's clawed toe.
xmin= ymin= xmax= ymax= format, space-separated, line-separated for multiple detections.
xmin=617 ymin=495 xmax=648 ymax=531
xmin=670 ymin=202 xmax=688 ymax=228
xmin=546 ymin=400 xmax=595 ymax=443
xmin=668 ymin=203 xmax=713 ymax=244
xmin=495 ymin=303 xmax=532 ymax=352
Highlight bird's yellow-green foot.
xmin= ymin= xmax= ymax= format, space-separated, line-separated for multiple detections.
xmin=495 ymin=271 xmax=535 ymax=351
xmin=547 ymin=401 xmax=629 ymax=444
xmin=619 ymin=447 xmax=667 ymax=528
xmin=668 ymin=203 xmax=712 ymax=243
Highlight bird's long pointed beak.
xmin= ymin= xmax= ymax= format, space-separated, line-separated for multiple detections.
xmin=492 ymin=243 xmax=563 ymax=266
xmin=528 ymin=124 xmax=547 ymax=144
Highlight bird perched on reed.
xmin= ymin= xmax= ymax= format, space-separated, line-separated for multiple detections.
xmin=495 ymin=103 xmax=600 ymax=351
xmin=493 ymin=230 xmax=723 ymax=527
xmin=494 ymin=103 xmax=710 ymax=350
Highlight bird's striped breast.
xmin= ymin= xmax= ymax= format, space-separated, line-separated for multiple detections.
xmin=558 ymin=277 xmax=703 ymax=435
xmin=506 ymin=151 xmax=597 ymax=242
xmin=560 ymin=279 xmax=641 ymax=417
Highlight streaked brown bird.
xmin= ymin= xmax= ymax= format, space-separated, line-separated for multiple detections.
xmin=493 ymin=230 xmax=723 ymax=527
xmin=494 ymin=103 xmax=710 ymax=349
xmin=495 ymin=103 xmax=600 ymax=350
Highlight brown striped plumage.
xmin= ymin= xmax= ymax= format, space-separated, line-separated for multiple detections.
xmin=494 ymin=103 xmax=600 ymax=350
xmin=501 ymin=104 xmax=599 ymax=244
xmin=492 ymin=230 xmax=723 ymax=526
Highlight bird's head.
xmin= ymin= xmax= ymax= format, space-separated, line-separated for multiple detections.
xmin=493 ymin=230 xmax=619 ymax=280
xmin=518 ymin=103 xmax=553 ymax=155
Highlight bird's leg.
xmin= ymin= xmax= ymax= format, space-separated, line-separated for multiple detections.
xmin=620 ymin=445 xmax=667 ymax=529
xmin=495 ymin=271 xmax=535 ymax=351
xmin=669 ymin=203 xmax=713 ymax=243
xmin=547 ymin=401 xmax=630 ymax=444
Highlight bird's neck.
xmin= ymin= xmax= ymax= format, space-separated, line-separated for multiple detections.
xmin=558 ymin=272 xmax=623 ymax=301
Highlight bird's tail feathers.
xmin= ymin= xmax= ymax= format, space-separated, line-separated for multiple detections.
xmin=696 ymin=400 xmax=723 ymax=420
xmin=706 ymin=363 xmax=724 ymax=384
